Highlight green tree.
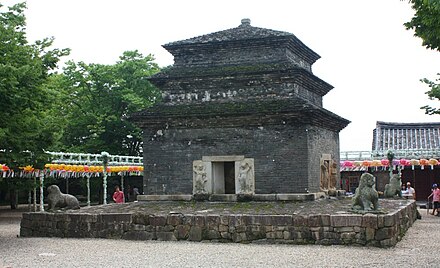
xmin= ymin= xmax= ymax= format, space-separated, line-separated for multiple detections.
xmin=59 ymin=50 xmax=160 ymax=155
xmin=404 ymin=0 xmax=440 ymax=114
xmin=0 ymin=2 xmax=69 ymax=169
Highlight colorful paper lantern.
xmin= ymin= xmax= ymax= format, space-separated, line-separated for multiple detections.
xmin=428 ymin=158 xmax=439 ymax=166
xmin=362 ymin=160 xmax=371 ymax=167
xmin=420 ymin=159 xmax=429 ymax=166
xmin=371 ymin=160 xmax=381 ymax=167
xmin=380 ymin=159 xmax=389 ymax=166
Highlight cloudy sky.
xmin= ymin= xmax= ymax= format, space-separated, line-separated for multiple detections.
xmin=4 ymin=0 xmax=440 ymax=151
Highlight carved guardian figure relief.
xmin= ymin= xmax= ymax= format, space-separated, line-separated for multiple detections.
xmin=193 ymin=160 xmax=207 ymax=194
xmin=238 ymin=159 xmax=254 ymax=194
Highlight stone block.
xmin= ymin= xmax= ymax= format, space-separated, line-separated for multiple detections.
xmin=167 ymin=214 xmax=183 ymax=226
xmin=362 ymin=214 xmax=378 ymax=229
xmin=270 ymin=215 xmax=292 ymax=226
xmin=283 ymin=230 xmax=292 ymax=240
xmin=308 ymin=215 xmax=321 ymax=227
xmin=210 ymin=194 xmax=237 ymax=202
xmin=156 ymin=225 xmax=174 ymax=232
xmin=123 ymin=231 xmax=155 ymax=240
xmin=380 ymin=237 xmax=397 ymax=248
xmin=189 ymin=226 xmax=203 ymax=241
xmin=229 ymin=215 xmax=244 ymax=226
xmin=100 ymin=213 xmax=132 ymax=223
xmin=149 ymin=215 xmax=167 ymax=226
xmin=220 ymin=232 xmax=231 ymax=240
xmin=235 ymin=225 xmax=246 ymax=233
xmin=320 ymin=215 xmax=331 ymax=226
xmin=132 ymin=213 xmax=149 ymax=225
xmin=206 ymin=215 xmax=220 ymax=227
xmin=249 ymin=215 xmax=269 ymax=225
xmin=32 ymin=213 xmax=47 ymax=221
xmin=276 ymin=193 xmax=316 ymax=201
xmin=252 ymin=194 xmax=277 ymax=201
xmin=330 ymin=215 xmax=348 ymax=227
xmin=232 ymin=232 xmax=247 ymax=242
xmin=156 ymin=232 xmax=177 ymax=241
xmin=293 ymin=215 xmax=308 ymax=227
xmin=175 ymin=225 xmax=190 ymax=240
xmin=323 ymin=231 xmax=338 ymax=239
xmin=346 ymin=215 xmax=362 ymax=227
xmin=219 ymin=224 xmax=228 ymax=232
xmin=275 ymin=231 xmax=284 ymax=239
xmin=378 ymin=215 xmax=384 ymax=228
xmin=266 ymin=231 xmax=276 ymax=239
xmin=193 ymin=215 xmax=206 ymax=227
xmin=384 ymin=213 xmax=397 ymax=227
xmin=340 ymin=232 xmax=355 ymax=240
xmin=337 ymin=227 xmax=354 ymax=233
xmin=22 ymin=213 xmax=32 ymax=220
xmin=20 ymin=228 xmax=32 ymax=237
xmin=20 ymin=219 xmax=31 ymax=229
xmin=206 ymin=230 xmax=220 ymax=240
xmin=375 ymin=227 xmax=395 ymax=241
xmin=365 ymin=227 xmax=375 ymax=241
xmin=219 ymin=215 xmax=229 ymax=226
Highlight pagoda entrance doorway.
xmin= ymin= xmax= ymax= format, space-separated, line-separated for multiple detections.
xmin=193 ymin=156 xmax=255 ymax=195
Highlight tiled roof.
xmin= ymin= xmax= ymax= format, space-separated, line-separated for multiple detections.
xmin=372 ymin=121 xmax=440 ymax=151
xmin=130 ymin=98 xmax=350 ymax=131
xmin=163 ymin=19 xmax=320 ymax=64
xmin=164 ymin=19 xmax=292 ymax=46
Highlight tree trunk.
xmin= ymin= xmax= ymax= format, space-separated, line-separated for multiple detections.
xmin=9 ymin=189 xmax=18 ymax=210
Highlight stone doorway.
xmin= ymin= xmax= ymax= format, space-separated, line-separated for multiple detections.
xmin=212 ymin=161 xmax=235 ymax=194
xmin=224 ymin=162 xmax=235 ymax=194
xmin=193 ymin=156 xmax=255 ymax=195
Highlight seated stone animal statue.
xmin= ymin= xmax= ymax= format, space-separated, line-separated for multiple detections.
xmin=352 ymin=173 xmax=379 ymax=211
xmin=47 ymin=185 xmax=80 ymax=210
xmin=384 ymin=174 xmax=402 ymax=198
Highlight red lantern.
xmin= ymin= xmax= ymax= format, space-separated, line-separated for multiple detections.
xmin=380 ymin=159 xmax=389 ymax=166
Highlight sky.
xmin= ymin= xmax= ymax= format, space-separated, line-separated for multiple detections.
xmin=3 ymin=0 xmax=440 ymax=152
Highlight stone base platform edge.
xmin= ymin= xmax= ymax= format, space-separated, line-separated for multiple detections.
xmin=20 ymin=201 xmax=417 ymax=248
xmin=137 ymin=192 xmax=327 ymax=202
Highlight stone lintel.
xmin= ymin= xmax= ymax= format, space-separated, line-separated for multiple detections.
xmin=202 ymin=155 xmax=245 ymax=162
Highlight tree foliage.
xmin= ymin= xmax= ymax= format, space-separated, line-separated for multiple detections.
xmin=0 ymin=2 xmax=70 ymax=169
xmin=404 ymin=0 xmax=440 ymax=115
xmin=59 ymin=51 xmax=160 ymax=156
xmin=404 ymin=0 xmax=440 ymax=51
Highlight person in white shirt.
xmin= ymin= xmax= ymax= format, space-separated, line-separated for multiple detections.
xmin=405 ymin=182 xmax=416 ymax=200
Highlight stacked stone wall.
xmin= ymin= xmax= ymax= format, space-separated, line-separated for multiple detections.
xmin=21 ymin=202 xmax=417 ymax=248
xmin=143 ymin=125 xmax=310 ymax=195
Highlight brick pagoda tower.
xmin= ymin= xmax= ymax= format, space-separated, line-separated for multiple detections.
xmin=131 ymin=19 xmax=350 ymax=198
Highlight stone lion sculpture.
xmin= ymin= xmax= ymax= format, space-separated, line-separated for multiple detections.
xmin=384 ymin=174 xmax=402 ymax=198
xmin=47 ymin=185 xmax=80 ymax=211
xmin=352 ymin=173 xmax=379 ymax=211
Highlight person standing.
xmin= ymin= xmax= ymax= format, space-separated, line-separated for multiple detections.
xmin=406 ymin=182 xmax=416 ymax=200
xmin=112 ymin=186 xmax=125 ymax=203
xmin=428 ymin=184 xmax=440 ymax=216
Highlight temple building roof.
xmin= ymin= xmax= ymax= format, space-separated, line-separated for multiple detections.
xmin=372 ymin=121 xmax=440 ymax=151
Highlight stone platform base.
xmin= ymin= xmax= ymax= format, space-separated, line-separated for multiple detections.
xmin=20 ymin=200 xmax=417 ymax=248
xmin=137 ymin=192 xmax=326 ymax=202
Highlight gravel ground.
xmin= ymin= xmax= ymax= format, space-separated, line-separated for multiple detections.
xmin=1 ymin=205 xmax=440 ymax=268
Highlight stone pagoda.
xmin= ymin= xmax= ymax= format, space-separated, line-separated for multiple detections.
xmin=131 ymin=19 xmax=350 ymax=199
